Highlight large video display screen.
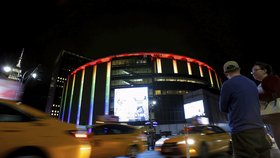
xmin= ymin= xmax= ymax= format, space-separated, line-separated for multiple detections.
xmin=0 ymin=79 xmax=22 ymax=101
xmin=114 ymin=87 xmax=149 ymax=122
xmin=184 ymin=100 xmax=205 ymax=119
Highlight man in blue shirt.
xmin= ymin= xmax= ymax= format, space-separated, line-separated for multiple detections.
xmin=219 ymin=61 xmax=271 ymax=158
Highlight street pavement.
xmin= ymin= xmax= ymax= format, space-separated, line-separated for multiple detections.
xmin=117 ymin=143 xmax=280 ymax=158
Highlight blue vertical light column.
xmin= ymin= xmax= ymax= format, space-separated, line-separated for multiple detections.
xmin=67 ymin=74 xmax=76 ymax=123
xmin=104 ymin=62 xmax=111 ymax=115
xmin=76 ymin=69 xmax=85 ymax=125
xmin=61 ymin=76 xmax=70 ymax=122
xmin=88 ymin=65 xmax=97 ymax=126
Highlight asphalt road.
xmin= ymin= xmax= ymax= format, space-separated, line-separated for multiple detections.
xmin=117 ymin=143 xmax=280 ymax=158
xmin=117 ymin=144 xmax=280 ymax=158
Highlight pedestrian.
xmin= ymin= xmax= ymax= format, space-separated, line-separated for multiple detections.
xmin=219 ymin=61 xmax=271 ymax=158
xmin=251 ymin=61 xmax=280 ymax=150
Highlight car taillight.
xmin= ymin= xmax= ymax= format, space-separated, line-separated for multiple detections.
xmin=68 ymin=130 xmax=88 ymax=139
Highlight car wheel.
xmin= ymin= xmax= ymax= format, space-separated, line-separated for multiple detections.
xmin=199 ymin=143 xmax=208 ymax=158
xmin=127 ymin=146 xmax=139 ymax=158
xmin=8 ymin=149 xmax=46 ymax=158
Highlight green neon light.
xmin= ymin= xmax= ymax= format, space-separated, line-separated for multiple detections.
xmin=76 ymin=69 xmax=85 ymax=125
xmin=61 ymin=76 xmax=70 ymax=121
xmin=67 ymin=74 xmax=76 ymax=123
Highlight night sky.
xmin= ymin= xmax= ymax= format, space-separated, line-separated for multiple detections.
xmin=0 ymin=0 xmax=279 ymax=109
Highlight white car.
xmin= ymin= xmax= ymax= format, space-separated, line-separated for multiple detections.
xmin=155 ymin=135 xmax=173 ymax=151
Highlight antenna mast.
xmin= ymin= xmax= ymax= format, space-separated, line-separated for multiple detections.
xmin=16 ymin=48 xmax=24 ymax=68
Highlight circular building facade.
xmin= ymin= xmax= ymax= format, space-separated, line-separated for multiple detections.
xmin=59 ymin=52 xmax=221 ymax=126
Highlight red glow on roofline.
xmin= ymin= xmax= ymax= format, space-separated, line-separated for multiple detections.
xmin=71 ymin=52 xmax=215 ymax=75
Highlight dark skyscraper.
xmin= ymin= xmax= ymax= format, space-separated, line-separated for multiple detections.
xmin=46 ymin=50 xmax=93 ymax=117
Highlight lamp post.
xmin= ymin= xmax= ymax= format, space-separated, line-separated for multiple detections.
xmin=2 ymin=65 xmax=21 ymax=81
xmin=150 ymin=100 xmax=157 ymax=120
xmin=148 ymin=99 xmax=157 ymax=150
xmin=2 ymin=65 xmax=39 ymax=84
xmin=1 ymin=65 xmax=40 ymax=100
xmin=20 ymin=67 xmax=39 ymax=84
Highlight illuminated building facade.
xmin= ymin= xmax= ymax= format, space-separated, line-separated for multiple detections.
xmin=46 ymin=50 xmax=93 ymax=117
xmin=59 ymin=52 xmax=222 ymax=126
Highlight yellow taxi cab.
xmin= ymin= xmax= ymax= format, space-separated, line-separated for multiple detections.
xmin=87 ymin=123 xmax=147 ymax=158
xmin=161 ymin=125 xmax=232 ymax=158
xmin=0 ymin=99 xmax=91 ymax=158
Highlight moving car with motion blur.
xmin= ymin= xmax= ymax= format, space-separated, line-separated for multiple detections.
xmin=87 ymin=123 xmax=147 ymax=158
xmin=161 ymin=125 xmax=232 ymax=158
xmin=0 ymin=99 xmax=91 ymax=158
xmin=155 ymin=135 xmax=173 ymax=151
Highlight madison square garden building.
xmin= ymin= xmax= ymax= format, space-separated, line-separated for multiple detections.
xmin=59 ymin=52 xmax=222 ymax=126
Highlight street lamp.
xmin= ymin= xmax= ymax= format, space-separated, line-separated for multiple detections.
xmin=149 ymin=99 xmax=157 ymax=123
xmin=3 ymin=66 xmax=12 ymax=73
xmin=1 ymin=65 xmax=39 ymax=84
xmin=1 ymin=65 xmax=21 ymax=81
xmin=147 ymin=99 xmax=157 ymax=150
xmin=20 ymin=68 xmax=38 ymax=83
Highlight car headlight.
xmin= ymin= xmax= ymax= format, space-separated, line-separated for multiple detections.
xmin=177 ymin=139 xmax=195 ymax=145
xmin=187 ymin=139 xmax=195 ymax=145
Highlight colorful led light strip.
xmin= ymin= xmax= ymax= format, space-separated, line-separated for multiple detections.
xmin=76 ymin=68 xmax=85 ymax=125
xmin=215 ymin=73 xmax=220 ymax=89
xmin=88 ymin=65 xmax=97 ymax=125
xmin=187 ymin=61 xmax=192 ymax=75
xmin=61 ymin=76 xmax=70 ymax=121
xmin=208 ymin=69 xmax=214 ymax=87
xmin=104 ymin=62 xmax=111 ymax=115
xmin=71 ymin=52 xmax=216 ymax=76
xmin=67 ymin=74 xmax=76 ymax=123
xmin=173 ymin=60 xmax=178 ymax=74
xmin=156 ymin=58 xmax=162 ymax=73
xmin=199 ymin=65 xmax=204 ymax=77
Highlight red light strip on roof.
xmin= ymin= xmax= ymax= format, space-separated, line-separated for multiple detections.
xmin=71 ymin=52 xmax=215 ymax=75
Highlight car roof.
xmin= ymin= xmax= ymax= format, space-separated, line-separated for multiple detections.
xmin=0 ymin=99 xmax=49 ymax=118
xmin=91 ymin=123 xmax=136 ymax=128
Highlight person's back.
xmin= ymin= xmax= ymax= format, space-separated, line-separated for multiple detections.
xmin=220 ymin=75 xmax=264 ymax=133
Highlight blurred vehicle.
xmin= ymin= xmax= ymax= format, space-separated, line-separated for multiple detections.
xmin=0 ymin=99 xmax=91 ymax=158
xmin=161 ymin=125 xmax=232 ymax=158
xmin=87 ymin=123 xmax=147 ymax=158
xmin=155 ymin=135 xmax=173 ymax=151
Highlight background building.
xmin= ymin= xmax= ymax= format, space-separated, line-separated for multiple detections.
xmin=58 ymin=52 xmax=222 ymax=126
xmin=183 ymin=89 xmax=227 ymax=124
xmin=46 ymin=50 xmax=93 ymax=117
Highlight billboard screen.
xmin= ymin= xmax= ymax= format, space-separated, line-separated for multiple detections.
xmin=0 ymin=79 xmax=22 ymax=101
xmin=184 ymin=100 xmax=205 ymax=119
xmin=114 ymin=87 xmax=149 ymax=122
